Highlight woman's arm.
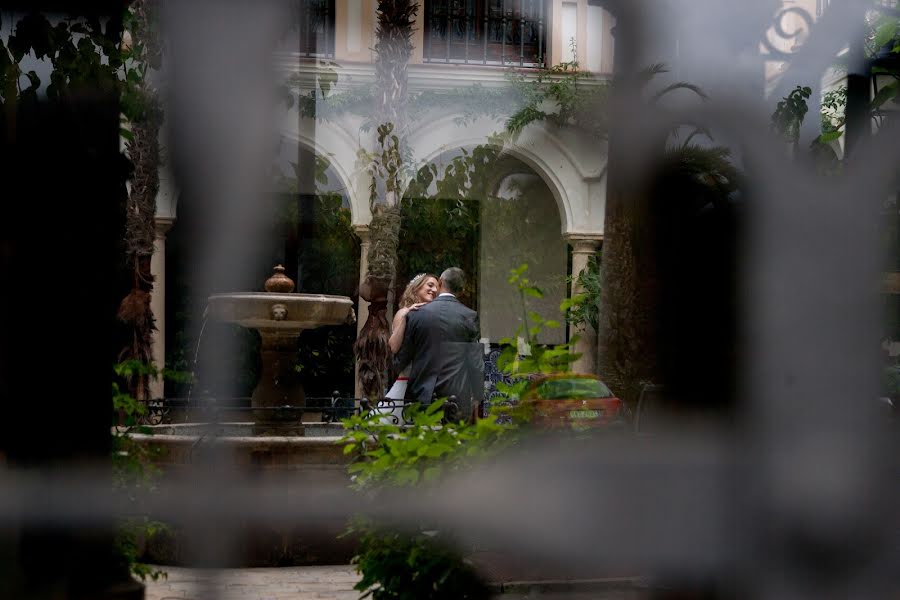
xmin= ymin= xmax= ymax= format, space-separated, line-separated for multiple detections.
xmin=388 ymin=307 xmax=410 ymax=355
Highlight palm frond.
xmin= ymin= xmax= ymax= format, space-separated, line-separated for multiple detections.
xmin=652 ymin=82 xmax=709 ymax=103
xmin=676 ymin=125 xmax=715 ymax=149
xmin=663 ymin=143 xmax=742 ymax=205
xmin=632 ymin=63 xmax=669 ymax=88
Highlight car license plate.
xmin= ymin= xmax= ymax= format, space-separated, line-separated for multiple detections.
xmin=569 ymin=409 xmax=600 ymax=419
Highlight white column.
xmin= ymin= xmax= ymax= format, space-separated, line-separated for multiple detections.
xmin=354 ymin=224 xmax=371 ymax=399
xmin=149 ymin=218 xmax=174 ymax=399
xmin=566 ymin=234 xmax=602 ymax=375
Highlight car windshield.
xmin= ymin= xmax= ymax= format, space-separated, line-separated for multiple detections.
xmin=535 ymin=378 xmax=614 ymax=400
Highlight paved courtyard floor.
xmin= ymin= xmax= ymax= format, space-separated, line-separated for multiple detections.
xmin=141 ymin=564 xmax=647 ymax=599
xmin=142 ymin=565 xmax=362 ymax=600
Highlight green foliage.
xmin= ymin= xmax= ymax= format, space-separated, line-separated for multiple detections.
xmin=777 ymin=10 xmax=900 ymax=163
xmin=405 ymin=140 xmax=504 ymax=201
xmin=495 ymin=265 xmax=580 ymax=400
xmin=350 ymin=524 xmax=491 ymax=600
xmin=112 ymin=518 xmax=169 ymax=583
xmin=292 ymin=193 xmax=359 ymax=394
xmin=341 ymin=264 xmax=579 ymax=599
xmin=0 ymin=12 xmax=121 ymax=107
xmin=119 ymin=2 xmax=163 ymax=126
xmin=662 ymin=142 xmax=742 ymax=204
xmin=820 ymin=86 xmax=847 ymax=138
xmin=340 ymin=401 xmax=515 ymax=599
xmin=504 ymin=51 xmax=609 ymax=140
xmin=272 ymin=190 xmax=360 ymax=395
xmin=768 ymin=84 xmax=844 ymax=173
xmin=0 ymin=8 xmax=160 ymax=137
xmin=562 ymin=252 xmax=601 ymax=334
xmin=867 ymin=12 xmax=900 ymax=58
xmin=771 ymin=85 xmax=811 ymax=147
xmin=111 ymin=361 xmax=187 ymax=582
xmin=365 ymin=122 xmax=411 ymax=203
xmin=341 ymin=400 xmax=516 ymax=490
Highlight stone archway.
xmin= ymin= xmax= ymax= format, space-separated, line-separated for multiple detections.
xmin=399 ymin=145 xmax=568 ymax=347
xmin=284 ymin=117 xmax=370 ymax=227
xmin=407 ymin=115 xmax=606 ymax=374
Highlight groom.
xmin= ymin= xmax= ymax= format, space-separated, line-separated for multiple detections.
xmin=393 ymin=267 xmax=483 ymax=422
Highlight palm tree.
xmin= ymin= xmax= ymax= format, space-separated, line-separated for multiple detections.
xmin=486 ymin=61 xmax=739 ymax=406
xmin=354 ymin=0 xmax=418 ymax=399
xmin=597 ymin=66 xmax=742 ymax=408
xmin=116 ymin=0 xmax=164 ymax=403
xmin=599 ymin=138 xmax=742 ymax=408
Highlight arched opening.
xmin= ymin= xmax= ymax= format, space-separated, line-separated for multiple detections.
xmin=396 ymin=147 xmax=567 ymax=343
xmin=165 ymin=139 xmax=360 ymax=400
xmin=480 ymin=167 xmax=567 ymax=346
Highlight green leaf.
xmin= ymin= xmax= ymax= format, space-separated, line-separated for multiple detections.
xmin=424 ymin=444 xmax=453 ymax=458
xmin=873 ymin=19 xmax=898 ymax=51
xmin=872 ymin=81 xmax=899 ymax=109
xmin=818 ymin=130 xmax=842 ymax=143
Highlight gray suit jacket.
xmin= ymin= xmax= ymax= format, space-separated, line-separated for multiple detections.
xmin=393 ymin=295 xmax=483 ymax=421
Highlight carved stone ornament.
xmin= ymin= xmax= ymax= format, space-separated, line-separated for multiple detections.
xmin=264 ymin=265 xmax=295 ymax=293
xmin=271 ymin=303 xmax=288 ymax=321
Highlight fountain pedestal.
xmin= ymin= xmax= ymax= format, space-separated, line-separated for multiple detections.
xmin=253 ymin=330 xmax=306 ymax=436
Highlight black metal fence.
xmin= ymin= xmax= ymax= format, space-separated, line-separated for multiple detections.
xmin=297 ymin=0 xmax=335 ymax=57
xmin=143 ymin=395 xmax=463 ymax=427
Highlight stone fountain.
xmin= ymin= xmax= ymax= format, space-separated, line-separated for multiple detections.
xmin=127 ymin=265 xmax=360 ymax=566
xmin=207 ymin=265 xmax=355 ymax=435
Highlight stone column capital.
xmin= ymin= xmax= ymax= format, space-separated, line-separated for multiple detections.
xmin=155 ymin=216 xmax=175 ymax=238
xmin=565 ymin=233 xmax=603 ymax=254
xmin=353 ymin=224 xmax=371 ymax=243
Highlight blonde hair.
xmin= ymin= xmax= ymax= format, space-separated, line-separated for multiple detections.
xmin=399 ymin=273 xmax=437 ymax=309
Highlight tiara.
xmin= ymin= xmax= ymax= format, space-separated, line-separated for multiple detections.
xmin=408 ymin=273 xmax=428 ymax=286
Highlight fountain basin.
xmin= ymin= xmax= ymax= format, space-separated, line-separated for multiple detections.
xmin=127 ymin=422 xmax=360 ymax=566
xmin=207 ymin=292 xmax=354 ymax=331
xmin=128 ymin=422 xmax=351 ymax=468
xmin=205 ymin=291 xmax=354 ymax=436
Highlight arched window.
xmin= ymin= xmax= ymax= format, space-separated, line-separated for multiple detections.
xmin=424 ymin=0 xmax=547 ymax=67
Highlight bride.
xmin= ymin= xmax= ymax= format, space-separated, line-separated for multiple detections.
xmin=375 ymin=273 xmax=439 ymax=424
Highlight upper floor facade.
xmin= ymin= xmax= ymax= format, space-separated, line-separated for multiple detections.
xmin=280 ymin=0 xmax=615 ymax=73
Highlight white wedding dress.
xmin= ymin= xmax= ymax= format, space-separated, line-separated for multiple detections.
xmin=375 ymin=372 xmax=408 ymax=425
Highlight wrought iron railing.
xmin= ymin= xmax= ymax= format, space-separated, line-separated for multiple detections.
xmin=424 ymin=0 xmax=546 ymax=67
xmin=143 ymin=394 xmax=463 ymax=427
xmin=297 ymin=0 xmax=335 ymax=57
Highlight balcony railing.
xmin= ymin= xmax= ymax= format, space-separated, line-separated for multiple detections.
xmin=424 ymin=0 xmax=547 ymax=67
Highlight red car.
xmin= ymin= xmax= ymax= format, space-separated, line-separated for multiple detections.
xmin=519 ymin=373 xmax=628 ymax=430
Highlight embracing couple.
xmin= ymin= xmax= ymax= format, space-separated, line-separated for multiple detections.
xmin=382 ymin=267 xmax=483 ymax=423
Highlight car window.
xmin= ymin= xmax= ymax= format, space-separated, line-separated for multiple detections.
xmin=535 ymin=378 xmax=614 ymax=400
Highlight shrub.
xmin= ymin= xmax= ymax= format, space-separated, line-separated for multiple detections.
xmin=340 ymin=264 xmax=581 ymax=598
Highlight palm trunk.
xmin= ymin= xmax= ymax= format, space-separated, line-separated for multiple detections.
xmin=598 ymin=194 xmax=657 ymax=408
xmin=354 ymin=0 xmax=417 ymax=399
xmin=117 ymin=108 xmax=161 ymax=401
xmin=117 ymin=0 xmax=163 ymax=404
